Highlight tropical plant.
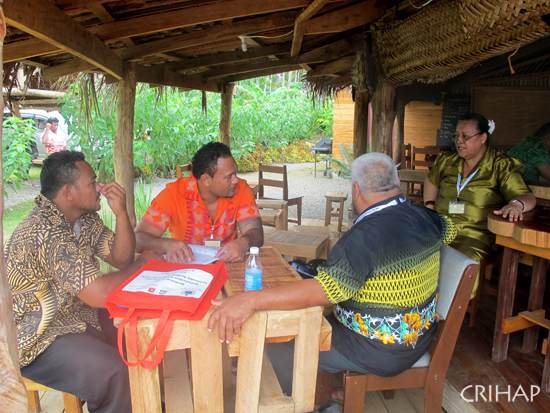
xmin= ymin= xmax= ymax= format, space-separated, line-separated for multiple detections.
xmin=2 ymin=116 xmax=34 ymax=194
xmin=325 ymin=143 xmax=360 ymax=180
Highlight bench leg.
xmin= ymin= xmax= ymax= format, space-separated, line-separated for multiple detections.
xmin=343 ymin=373 xmax=366 ymax=413
xmin=62 ymin=392 xmax=84 ymax=413
xmin=27 ymin=390 xmax=41 ymax=413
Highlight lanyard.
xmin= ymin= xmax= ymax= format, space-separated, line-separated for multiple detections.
xmin=456 ymin=169 xmax=479 ymax=201
xmin=355 ymin=198 xmax=407 ymax=225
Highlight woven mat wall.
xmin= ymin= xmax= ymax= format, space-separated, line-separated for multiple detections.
xmin=372 ymin=0 xmax=550 ymax=86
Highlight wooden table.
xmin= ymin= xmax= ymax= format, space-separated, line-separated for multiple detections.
xmin=264 ymin=229 xmax=329 ymax=260
xmin=398 ymin=169 xmax=429 ymax=198
xmin=488 ymin=210 xmax=550 ymax=390
xmin=119 ymin=247 xmax=331 ymax=412
xmin=225 ymin=247 xmax=331 ymax=412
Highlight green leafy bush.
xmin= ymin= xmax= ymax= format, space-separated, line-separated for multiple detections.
xmin=2 ymin=117 xmax=34 ymax=194
xmin=235 ymin=142 xmax=314 ymax=172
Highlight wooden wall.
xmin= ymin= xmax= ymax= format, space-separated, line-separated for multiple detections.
xmin=403 ymin=101 xmax=442 ymax=149
xmin=332 ymin=89 xmax=355 ymax=161
xmin=473 ymin=87 xmax=550 ymax=148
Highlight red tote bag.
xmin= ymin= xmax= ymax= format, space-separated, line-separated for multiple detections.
xmin=105 ymin=259 xmax=228 ymax=369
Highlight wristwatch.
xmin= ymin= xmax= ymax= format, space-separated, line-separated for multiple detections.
xmin=510 ymin=199 xmax=525 ymax=211
xmin=424 ymin=201 xmax=436 ymax=207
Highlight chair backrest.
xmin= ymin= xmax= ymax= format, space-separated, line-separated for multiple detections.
xmin=427 ymin=245 xmax=478 ymax=376
xmin=412 ymin=146 xmax=440 ymax=170
xmin=401 ymin=143 xmax=412 ymax=170
xmin=258 ymin=163 xmax=289 ymax=200
xmin=176 ymin=163 xmax=192 ymax=179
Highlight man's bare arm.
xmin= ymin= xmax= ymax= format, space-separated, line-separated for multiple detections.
xmin=135 ymin=220 xmax=195 ymax=263
xmin=537 ymin=164 xmax=550 ymax=181
xmin=214 ymin=217 xmax=264 ymax=262
xmin=207 ymin=278 xmax=330 ymax=343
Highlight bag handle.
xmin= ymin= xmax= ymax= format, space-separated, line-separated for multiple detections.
xmin=117 ymin=308 xmax=175 ymax=369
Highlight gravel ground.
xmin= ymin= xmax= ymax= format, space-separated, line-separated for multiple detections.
xmin=3 ymin=162 xmax=353 ymax=222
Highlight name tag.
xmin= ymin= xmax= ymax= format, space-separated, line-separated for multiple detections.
xmin=204 ymin=240 xmax=221 ymax=247
xmin=449 ymin=201 xmax=465 ymax=214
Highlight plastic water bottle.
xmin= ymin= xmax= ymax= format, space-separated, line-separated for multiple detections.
xmin=244 ymin=247 xmax=262 ymax=291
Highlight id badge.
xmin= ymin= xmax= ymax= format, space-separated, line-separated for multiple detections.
xmin=204 ymin=238 xmax=221 ymax=247
xmin=448 ymin=201 xmax=465 ymax=214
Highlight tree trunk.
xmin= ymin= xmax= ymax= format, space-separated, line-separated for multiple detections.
xmin=114 ymin=62 xmax=137 ymax=227
xmin=0 ymin=5 xmax=30 ymax=410
xmin=371 ymin=82 xmax=396 ymax=156
xmin=393 ymin=96 xmax=406 ymax=165
xmin=353 ymin=89 xmax=370 ymax=160
xmin=219 ymin=82 xmax=235 ymax=147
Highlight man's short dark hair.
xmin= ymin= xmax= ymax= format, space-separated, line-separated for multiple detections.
xmin=47 ymin=117 xmax=59 ymax=124
xmin=41 ymin=150 xmax=86 ymax=200
xmin=192 ymin=142 xmax=233 ymax=178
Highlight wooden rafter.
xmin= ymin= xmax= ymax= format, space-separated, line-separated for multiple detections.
xmin=291 ymin=0 xmax=330 ymax=57
xmin=302 ymin=1 xmax=386 ymax=34
xmin=134 ymin=65 xmax=222 ymax=93
xmin=3 ymin=38 xmax=59 ymax=62
xmin=221 ymin=65 xmax=302 ymax=82
xmin=42 ymin=59 xmax=96 ymax=80
xmin=90 ymin=0 xmax=311 ymax=42
xmin=4 ymin=0 xmax=124 ymax=78
xmin=119 ymin=12 xmax=298 ymax=61
xmin=306 ymin=55 xmax=355 ymax=77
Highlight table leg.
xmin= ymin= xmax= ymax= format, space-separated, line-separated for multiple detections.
xmin=235 ymin=311 xmax=268 ymax=412
xmin=314 ymin=152 xmax=318 ymax=178
xmin=523 ymin=257 xmax=549 ymax=353
xmin=543 ymin=330 xmax=550 ymax=392
xmin=126 ymin=323 xmax=163 ymax=413
xmin=492 ymin=247 xmax=520 ymax=363
xmin=292 ymin=307 xmax=322 ymax=412
xmin=190 ymin=316 xmax=224 ymax=413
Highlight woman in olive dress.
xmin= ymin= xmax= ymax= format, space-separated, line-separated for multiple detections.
xmin=423 ymin=113 xmax=536 ymax=297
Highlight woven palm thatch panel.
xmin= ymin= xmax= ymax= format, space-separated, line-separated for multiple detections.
xmin=372 ymin=0 xmax=550 ymax=86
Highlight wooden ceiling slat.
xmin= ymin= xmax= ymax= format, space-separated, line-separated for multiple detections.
xmin=221 ymin=64 xmax=302 ymax=82
xmin=291 ymin=0 xmax=330 ymax=57
xmin=3 ymin=38 xmax=59 ymax=62
xmin=90 ymin=0 xmax=311 ymax=42
xmin=134 ymin=65 xmax=221 ymax=92
xmin=5 ymin=0 xmax=124 ymax=79
xmin=306 ymin=55 xmax=355 ymax=77
xmin=164 ymin=43 xmax=291 ymax=72
xmin=42 ymin=59 xmax=96 ymax=80
xmin=201 ymin=58 xmax=294 ymax=79
xmin=119 ymin=11 xmax=298 ymax=61
xmin=298 ymin=33 xmax=363 ymax=64
xmin=303 ymin=1 xmax=386 ymax=34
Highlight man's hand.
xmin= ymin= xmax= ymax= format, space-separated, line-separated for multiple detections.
xmin=45 ymin=123 xmax=52 ymax=130
xmin=165 ymin=239 xmax=195 ymax=263
xmin=100 ymin=182 xmax=127 ymax=217
xmin=214 ymin=238 xmax=248 ymax=263
xmin=208 ymin=293 xmax=257 ymax=343
xmin=494 ymin=201 xmax=524 ymax=222
xmin=135 ymin=249 xmax=166 ymax=265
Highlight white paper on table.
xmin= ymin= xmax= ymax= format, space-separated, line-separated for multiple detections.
xmin=122 ymin=268 xmax=213 ymax=298
xmin=162 ymin=244 xmax=222 ymax=265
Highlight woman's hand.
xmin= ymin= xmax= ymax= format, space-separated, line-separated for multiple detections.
xmin=494 ymin=201 xmax=524 ymax=222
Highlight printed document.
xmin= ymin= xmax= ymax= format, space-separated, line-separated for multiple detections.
xmin=122 ymin=268 xmax=213 ymax=298
xmin=163 ymin=244 xmax=222 ymax=265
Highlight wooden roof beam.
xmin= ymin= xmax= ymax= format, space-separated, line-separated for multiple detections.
xmin=306 ymin=55 xmax=355 ymax=77
xmin=291 ymin=0 xmax=330 ymax=57
xmin=201 ymin=58 xmax=294 ymax=79
xmin=119 ymin=12 xmax=298 ymax=61
xmin=4 ymin=0 xmax=124 ymax=79
xmin=303 ymin=1 xmax=387 ymax=34
xmin=3 ymin=38 xmax=59 ymax=62
xmin=221 ymin=65 xmax=302 ymax=82
xmin=164 ymin=43 xmax=291 ymax=73
xmin=135 ymin=65 xmax=222 ymax=93
xmin=91 ymin=0 xmax=312 ymax=42
xmin=42 ymin=60 xmax=97 ymax=81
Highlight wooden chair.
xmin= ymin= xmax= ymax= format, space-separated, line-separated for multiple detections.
xmin=411 ymin=146 xmax=440 ymax=171
xmin=401 ymin=143 xmax=412 ymax=170
xmin=176 ymin=163 xmax=192 ymax=178
xmin=257 ymin=199 xmax=288 ymax=230
xmin=23 ymin=377 xmax=84 ymax=413
xmin=258 ymin=164 xmax=303 ymax=225
xmin=341 ymin=245 xmax=479 ymax=413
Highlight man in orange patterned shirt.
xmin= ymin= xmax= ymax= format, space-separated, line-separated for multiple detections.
xmin=135 ymin=142 xmax=263 ymax=263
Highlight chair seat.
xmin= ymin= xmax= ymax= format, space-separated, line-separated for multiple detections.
xmin=260 ymin=193 xmax=303 ymax=202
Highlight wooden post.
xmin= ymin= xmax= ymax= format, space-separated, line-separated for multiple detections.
xmin=114 ymin=62 xmax=137 ymax=226
xmin=393 ymin=96 xmax=406 ymax=165
xmin=352 ymin=89 xmax=369 ymax=160
xmin=219 ymin=82 xmax=235 ymax=148
xmin=370 ymin=82 xmax=396 ymax=156
xmin=0 ymin=5 xmax=30 ymax=410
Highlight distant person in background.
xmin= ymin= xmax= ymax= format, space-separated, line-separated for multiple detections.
xmin=41 ymin=117 xmax=67 ymax=154
xmin=507 ymin=122 xmax=550 ymax=183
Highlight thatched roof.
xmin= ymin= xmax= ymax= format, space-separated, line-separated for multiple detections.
xmin=2 ymin=0 xmax=550 ymax=103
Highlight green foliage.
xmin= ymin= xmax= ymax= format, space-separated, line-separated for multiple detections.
xmin=235 ymin=142 xmax=314 ymax=172
xmin=2 ymin=199 xmax=35 ymax=240
xmin=326 ymin=143 xmax=360 ymax=180
xmin=2 ymin=117 xmax=34 ymax=195
xmin=59 ymin=75 xmax=333 ymax=180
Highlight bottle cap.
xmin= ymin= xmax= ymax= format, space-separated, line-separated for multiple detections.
xmin=250 ymin=246 xmax=260 ymax=254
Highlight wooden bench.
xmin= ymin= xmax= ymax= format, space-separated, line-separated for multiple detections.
xmin=23 ymin=377 xmax=83 ymax=413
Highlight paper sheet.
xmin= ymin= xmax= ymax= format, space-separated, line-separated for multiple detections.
xmin=122 ymin=268 xmax=213 ymax=298
xmin=163 ymin=244 xmax=221 ymax=265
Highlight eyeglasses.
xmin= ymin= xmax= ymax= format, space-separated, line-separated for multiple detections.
xmin=454 ymin=132 xmax=482 ymax=142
